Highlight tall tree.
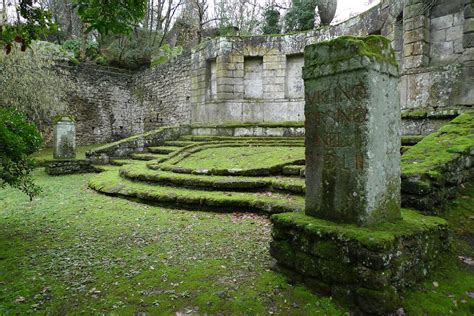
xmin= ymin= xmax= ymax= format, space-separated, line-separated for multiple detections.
xmin=0 ymin=0 xmax=57 ymax=53
xmin=74 ymin=0 xmax=147 ymax=58
xmin=284 ymin=0 xmax=317 ymax=32
xmin=262 ymin=5 xmax=281 ymax=34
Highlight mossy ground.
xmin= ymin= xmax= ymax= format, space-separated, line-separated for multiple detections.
xmin=174 ymin=146 xmax=305 ymax=170
xmin=401 ymin=111 xmax=474 ymax=177
xmin=32 ymin=144 xmax=103 ymax=165
xmin=0 ymin=170 xmax=339 ymax=314
xmin=1 ymin=171 xmax=473 ymax=314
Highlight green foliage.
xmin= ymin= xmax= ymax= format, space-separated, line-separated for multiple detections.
xmin=0 ymin=42 xmax=71 ymax=131
xmin=151 ymin=43 xmax=183 ymax=67
xmin=262 ymin=6 xmax=281 ymax=35
xmin=74 ymin=0 xmax=147 ymax=36
xmin=0 ymin=107 xmax=42 ymax=200
xmin=100 ymin=29 xmax=167 ymax=69
xmin=62 ymin=38 xmax=99 ymax=59
xmin=285 ymin=0 xmax=318 ymax=32
xmin=0 ymin=0 xmax=57 ymax=53
xmin=401 ymin=111 xmax=474 ymax=177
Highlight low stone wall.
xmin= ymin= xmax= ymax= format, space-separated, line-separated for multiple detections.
xmin=270 ymin=210 xmax=450 ymax=314
xmin=86 ymin=126 xmax=190 ymax=164
xmin=401 ymin=111 xmax=474 ymax=214
xmin=190 ymin=122 xmax=305 ymax=137
xmin=45 ymin=160 xmax=98 ymax=176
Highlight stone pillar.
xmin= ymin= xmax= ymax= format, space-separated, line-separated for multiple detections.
xmin=402 ymin=0 xmax=430 ymax=71
xmin=53 ymin=117 xmax=76 ymax=159
xmin=303 ymin=36 xmax=401 ymax=226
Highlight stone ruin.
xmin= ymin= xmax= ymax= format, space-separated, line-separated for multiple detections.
xmin=53 ymin=117 xmax=76 ymax=160
xmin=47 ymin=117 xmax=96 ymax=176
xmin=270 ymin=36 xmax=450 ymax=314
xmin=53 ymin=0 xmax=472 ymax=146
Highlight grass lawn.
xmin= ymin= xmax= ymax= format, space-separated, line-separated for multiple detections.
xmin=32 ymin=144 xmax=104 ymax=165
xmin=0 ymin=170 xmax=473 ymax=314
xmin=175 ymin=146 xmax=305 ymax=170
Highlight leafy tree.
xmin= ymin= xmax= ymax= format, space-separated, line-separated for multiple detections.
xmin=0 ymin=42 xmax=71 ymax=133
xmin=0 ymin=0 xmax=57 ymax=53
xmin=285 ymin=0 xmax=317 ymax=32
xmin=262 ymin=6 xmax=281 ymax=34
xmin=74 ymin=0 xmax=147 ymax=36
xmin=73 ymin=0 xmax=147 ymax=59
xmin=0 ymin=107 xmax=42 ymax=200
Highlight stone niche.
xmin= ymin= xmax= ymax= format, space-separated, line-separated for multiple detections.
xmin=286 ymin=54 xmax=305 ymax=99
xmin=244 ymin=57 xmax=264 ymax=99
xmin=270 ymin=36 xmax=450 ymax=314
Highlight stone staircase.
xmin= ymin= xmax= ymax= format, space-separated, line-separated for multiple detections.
xmin=89 ymin=134 xmax=425 ymax=215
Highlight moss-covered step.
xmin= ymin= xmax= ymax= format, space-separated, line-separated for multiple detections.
xmin=119 ymin=162 xmax=305 ymax=194
xmin=282 ymin=165 xmax=305 ymax=177
xmin=110 ymin=159 xmax=134 ymax=166
xmin=271 ymin=210 xmax=450 ymax=314
xmin=401 ymin=135 xmax=425 ymax=146
xmin=147 ymin=146 xmax=183 ymax=154
xmin=163 ymin=140 xmax=199 ymax=147
xmin=89 ymin=171 xmax=304 ymax=214
xmin=401 ymin=111 xmax=474 ymax=213
xmin=130 ymin=153 xmax=169 ymax=161
xmin=155 ymin=144 xmax=305 ymax=176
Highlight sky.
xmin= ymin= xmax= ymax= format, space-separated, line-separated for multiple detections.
xmin=1 ymin=0 xmax=381 ymax=27
xmin=332 ymin=0 xmax=380 ymax=24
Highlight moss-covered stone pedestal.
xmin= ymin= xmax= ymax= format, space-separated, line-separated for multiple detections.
xmin=270 ymin=210 xmax=450 ymax=314
xmin=270 ymin=36 xmax=451 ymax=314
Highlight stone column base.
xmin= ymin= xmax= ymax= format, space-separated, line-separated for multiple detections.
xmin=270 ymin=210 xmax=450 ymax=314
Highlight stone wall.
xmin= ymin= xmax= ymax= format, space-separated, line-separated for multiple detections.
xmin=65 ymin=0 xmax=473 ymax=144
xmin=133 ymin=54 xmax=192 ymax=131
xmin=64 ymin=63 xmax=142 ymax=145
xmin=190 ymin=0 xmax=473 ymax=131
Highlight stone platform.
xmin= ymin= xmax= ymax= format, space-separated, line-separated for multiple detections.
xmin=45 ymin=159 xmax=98 ymax=176
xmin=270 ymin=210 xmax=450 ymax=314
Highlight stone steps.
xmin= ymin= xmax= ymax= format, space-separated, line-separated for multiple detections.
xmin=119 ymin=162 xmax=305 ymax=194
xmin=89 ymin=170 xmax=304 ymax=214
xmin=147 ymin=146 xmax=183 ymax=154
xmin=130 ymin=153 xmax=169 ymax=161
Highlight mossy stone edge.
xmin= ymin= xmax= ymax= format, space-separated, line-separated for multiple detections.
xmin=270 ymin=210 xmax=450 ymax=314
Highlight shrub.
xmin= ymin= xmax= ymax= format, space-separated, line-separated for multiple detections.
xmin=0 ymin=107 xmax=43 ymax=200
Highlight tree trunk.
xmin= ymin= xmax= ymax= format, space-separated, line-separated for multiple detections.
xmin=80 ymin=23 xmax=89 ymax=60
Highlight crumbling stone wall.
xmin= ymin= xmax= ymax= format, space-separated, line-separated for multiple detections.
xmin=64 ymin=54 xmax=191 ymax=145
xmin=64 ymin=64 xmax=144 ymax=145
xmin=133 ymin=54 xmax=192 ymax=130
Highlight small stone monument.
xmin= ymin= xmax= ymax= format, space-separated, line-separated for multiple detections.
xmin=304 ymin=36 xmax=401 ymax=226
xmin=270 ymin=36 xmax=450 ymax=314
xmin=53 ymin=117 xmax=76 ymax=159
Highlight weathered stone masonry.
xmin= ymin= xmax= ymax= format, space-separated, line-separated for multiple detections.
xmin=64 ymin=55 xmax=191 ymax=145
xmin=66 ymin=0 xmax=472 ymax=145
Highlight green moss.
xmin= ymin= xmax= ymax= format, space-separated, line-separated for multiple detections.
xmin=89 ymin=170 xmax=305 ymax=214
xmin=173 ymin=146 xmax=305 ymax=171
xmin=271 ymin=210 xmax=447 ymax=251
xmin=32 ymin=144 xmax=104 ymax=166
xmin=0 ymin=170 xmax=342 ymax=314
xmin=306 ymin=35 xmax=398 ymax=67
xmin=120 ymin=161 xmax=305 ymax=194
xmin=401 ymin=111 xmax=428 ymax=119
xmin=401 ymin=111 xmax=474 ymax=177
